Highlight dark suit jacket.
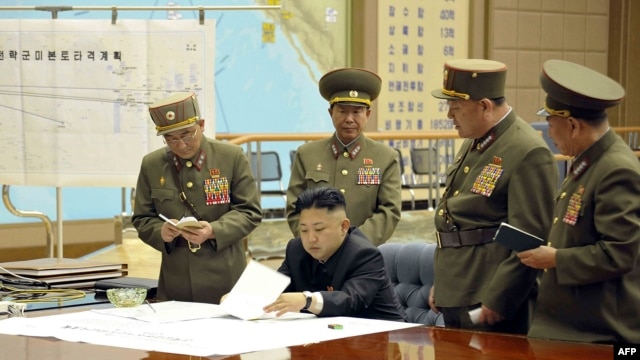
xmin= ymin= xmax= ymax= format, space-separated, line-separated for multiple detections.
xmin=278 ymin=227 xmax=406 ymax=322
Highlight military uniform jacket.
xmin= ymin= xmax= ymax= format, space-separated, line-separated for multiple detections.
xmin=278 ymin=227 xmax=406 ymax=321
xmin=286 ymin=134 xmax=402 ymax=246
xmin=528 ymin=130 xmax=640 ymax=343
xmin=132 ymin=137 xmax=262 ymax=304
xmin=433 ymin=111 xmax=558 ymax=319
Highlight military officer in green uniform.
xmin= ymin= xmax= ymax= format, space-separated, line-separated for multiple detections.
xmin=286 ymin=68 xmax=402 ymax=246
xmin=428 ymin=59 xmax=558 ymax=334
xmin=518 ymin=60 xmax=640 ymax=343
xmin=132 ymin=92 xmax=262 ymax=304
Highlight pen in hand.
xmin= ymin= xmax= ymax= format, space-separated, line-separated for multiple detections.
xmin=159 ymin=213 xmax=177 ymax=226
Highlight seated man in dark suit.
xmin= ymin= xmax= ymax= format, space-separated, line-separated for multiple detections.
xmin=263 ymin=187 xmax=406 ymax=322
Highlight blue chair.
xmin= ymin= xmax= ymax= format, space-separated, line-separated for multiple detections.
xmin=249 ymin=151 xmax=287 ymax=205
xmin=378 ymin=242 xmax=444 ymax=326
xmin=394 ymin=148 xmax=432 ymax=210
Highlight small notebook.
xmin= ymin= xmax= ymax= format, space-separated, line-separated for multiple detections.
xmin=493 ymin=222 xmax=544 ymax=252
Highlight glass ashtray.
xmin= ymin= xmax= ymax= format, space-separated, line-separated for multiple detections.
xmin=106 ymin=288 xmax=147 ymax=307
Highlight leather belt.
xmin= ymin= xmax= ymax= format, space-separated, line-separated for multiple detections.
xmin=174 ymin=237 xmax=189 ymax=247
xmin=435 ymin=228 xmax=498 ymax=248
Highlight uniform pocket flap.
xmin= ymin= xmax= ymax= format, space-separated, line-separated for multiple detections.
xmin=151 ymin=188 xmax=175 ymax=202
xmin=305 ymin=170 xmax=329 ymax=184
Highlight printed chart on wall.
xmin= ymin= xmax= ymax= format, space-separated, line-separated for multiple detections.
xmin=377 ymin=0 xmax=469 ymax=180
xmin=0 ymin=19 xmax=214 ymax=187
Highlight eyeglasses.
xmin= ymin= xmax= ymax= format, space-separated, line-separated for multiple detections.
xmin=163 ymin=126 xmax=199 ymax=146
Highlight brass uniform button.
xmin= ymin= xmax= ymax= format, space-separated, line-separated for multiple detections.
xmin=463 ymin=166 xmax=470 ymax=173
xmin=560 ymin=192 xmax=566 ymax=199
xmin=553 ymin=217 xmax=558 ymax=224
xmin=186 ymin=161 xmax=193 ymax=168
xmin=186 ymin=182 xmax=193 ymax=188
xmin=438 ymin=209 xmax=444 ymax=216
xmin=343 ymin=152 xmax=349 ymax=158
xmin=453 ymin=190 xmax=459 ymax=196
xmin=340 ymin=188 xmax=346 ymax=194
xmin=341 ymin=169 xmax=348 ymax=176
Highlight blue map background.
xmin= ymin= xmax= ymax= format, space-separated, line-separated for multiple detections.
xmin=0 ymin=0 xmax=341 ymax=223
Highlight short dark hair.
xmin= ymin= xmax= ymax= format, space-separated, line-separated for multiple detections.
xmin=576 ymin=112 xmax=608 ymax=125
xmin=294 ymin=187 xmax=346 ymax=215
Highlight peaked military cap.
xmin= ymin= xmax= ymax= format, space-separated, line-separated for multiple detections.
xmin=431 ymin=59 xmax=507 ymax=100
xmin=537 ymin=59 xmax=625 ymax=120
xmin=319 ymin=68 xmax=381 ymax=107
xmin=148 ymin=92 xmax=201 ymax=135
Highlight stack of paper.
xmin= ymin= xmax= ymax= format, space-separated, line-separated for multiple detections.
xmin=0 ymin=258 xmax=128 ymax=288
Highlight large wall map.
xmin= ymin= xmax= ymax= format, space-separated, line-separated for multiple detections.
xmin=0 ymin=19 xmax=215 ymax=187
xmin=0 ymin=0 xmax=349 ymax=222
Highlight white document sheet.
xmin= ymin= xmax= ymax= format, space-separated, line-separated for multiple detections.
xmin=220 ymin=260 xmax=291 ymax=320
xmin=92 ymin=300 xmax=315 ymax=323
xmin=92 ymin=300 xmax=229 ymax=323
xmin=0 ymin=312 xmax=420 ymax=356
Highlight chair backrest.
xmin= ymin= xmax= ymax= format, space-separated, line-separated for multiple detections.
xmin=289 ymin=150 xmax=296 ymax=169
xmin=409 ymin=147 xmax=438 ymax=176
xmin=393 ymin=148 xmax=405 ymax=173
xmin=378 ymin=242 xmax=444 ymax=326
xmin=249 ymin=151 xmax=283 ymax=182
xmin=393 ymin=148 xmax=409 ymax=185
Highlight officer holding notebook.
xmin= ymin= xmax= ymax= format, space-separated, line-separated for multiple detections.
xmin=518 ymin=60 xmax=640 ymax=343
xmin=428 ymin=59 xmax=558 ymax=334
xmin=132 ymin=92 xmax=262 ymax=304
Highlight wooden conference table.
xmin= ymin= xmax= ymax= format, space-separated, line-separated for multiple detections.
xmin=1 ymin=296 xmax=613 ymax=360
xmin=2 ymin=319 xmax=613 ymax=359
